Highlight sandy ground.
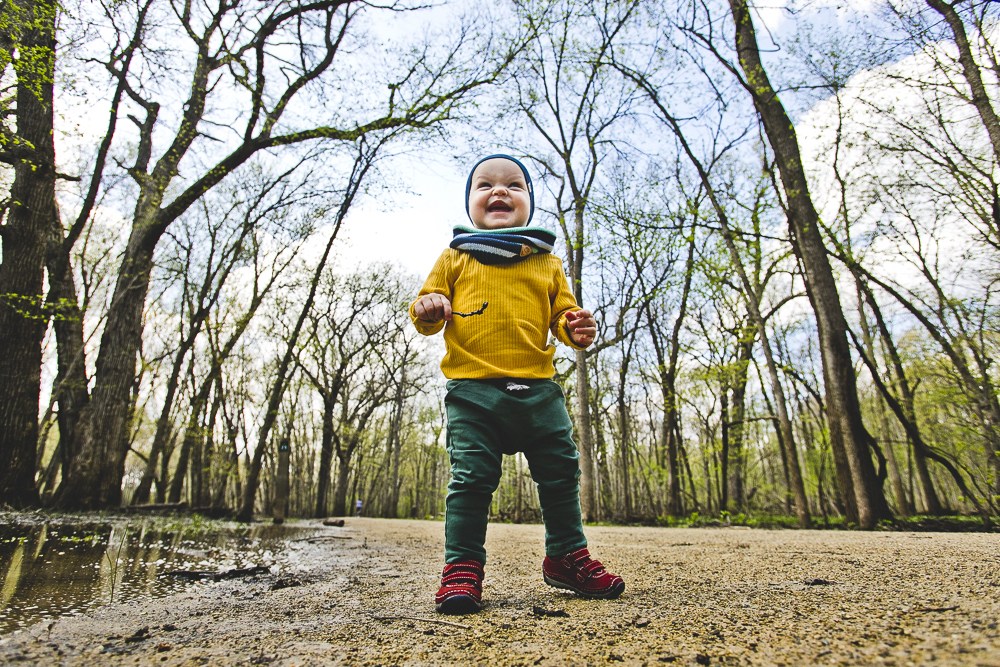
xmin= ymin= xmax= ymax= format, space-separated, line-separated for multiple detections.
xmin=0 ymin=518 xmax=997 ymax=666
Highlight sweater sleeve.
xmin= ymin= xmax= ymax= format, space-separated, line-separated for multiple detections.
xmin=409 ymin=250 xmax=453 ymax=336
xmin=549 ymin=258 xmax=589 ymax=350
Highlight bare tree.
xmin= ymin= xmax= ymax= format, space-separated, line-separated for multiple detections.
xmin=503 ymin=0 xmax=640 ymax=520
xmin=54 ymin=1 xmax=517 ymax=509
xmin=131 ymin=166 xmax=307 ymax=504
xmin=294 ymin=264 xmax=417 ymax=517
xmin=675 ymin=0 xmax=892 ymax=527
xmin=0 ymin=0 xmax=58 ymax=506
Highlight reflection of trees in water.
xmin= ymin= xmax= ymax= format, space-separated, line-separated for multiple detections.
xmin=0 ymin=522 xmax=308 ymax=632
xmin=0 ymin=524 xmax=190 ymax=632
xmin=1 ymin=524 xmax=108 ymax=632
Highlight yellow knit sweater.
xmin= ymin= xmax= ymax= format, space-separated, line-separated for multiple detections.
xmin=410 ymin=249 xmax=586 ymax=379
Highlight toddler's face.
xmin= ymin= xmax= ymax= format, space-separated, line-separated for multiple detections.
xmin=468 ymin=159 xmax=531 ymax=230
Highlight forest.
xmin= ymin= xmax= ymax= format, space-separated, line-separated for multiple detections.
xmin=1 ymin=0 xmax=998 ymax=532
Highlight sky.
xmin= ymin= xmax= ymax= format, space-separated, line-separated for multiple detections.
xmin=51 ymin=0 xmax=904 ymax=288
xmin=334 ymin=152 xmax=468 ymax=280
xmin=326 ymin=0 xmax=891 ymax=283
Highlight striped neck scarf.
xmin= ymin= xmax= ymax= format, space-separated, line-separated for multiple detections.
xmin=450 ymin=225 xmax=556 ymax=265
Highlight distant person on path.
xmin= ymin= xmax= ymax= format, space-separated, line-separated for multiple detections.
xmin=410 ymin=155 xmax=625 ymax=615
xmin=355 ymin=499 xmax=363 ymax=518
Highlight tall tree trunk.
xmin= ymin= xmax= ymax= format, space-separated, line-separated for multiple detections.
xmin=855 ymin=287 xmax=912 ymax=516
xmin=156 ymin=430 xmax=178 ymax=503
xmin=198 ymin=387 xmax=222 ymax=507
xmin=0 ymin=0 xmax=56 ymax=508
xmin=386 ymin=363 xmax=407 ymax=518
xmin=133 ymin=334 xmax=197 ymax=504
xmin=169 ymin=402 xmax=206 ymax=504
xmin=728 ymin=0 xmax=891 ymax=527
xmin=236 ymin=151 xmax=374 ymax=523
xmin=719 ymin=388 xmax=730 ymax=512
xmin=875 ymin=397 xmax=911 ymax=516
xmin=702 ymin=436 xmax=713 ymax=513
xmin=760 ymin=386 xmax=792 ymax=513
xmin=563 ymin=202 xmax=598 ymax=522
xmin=617 ymin=338 xmax=635 ymax=522
xmin=925 ymin=0 xmax=1000 ymax=163
xmin=189 ymin=409 xmax=204 ymax=506
xmin=646 ymin=234 xmax=696 ymax=516
xmin=44 ymin=230 xmax=90 ymax=501
xmin=860 ymin=284 xmax=941 ymax=514
xmin=727 ymin=332 xmax=753 ymax=512
xmin=677 ymin=414 xmax=699 ymax=512
xmin=56 ymin=200 xmax=163 ymax=509
xmin=332 ymin=445 xmax=354 ymax=518
xmin=314 ymin=395 xmax=336 ymax=517
xmin=575 ymin=349 xmax=597 ymax=521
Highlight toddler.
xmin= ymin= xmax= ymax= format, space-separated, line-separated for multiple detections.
xmin=410 ymin=154 xmax=625 ymax=614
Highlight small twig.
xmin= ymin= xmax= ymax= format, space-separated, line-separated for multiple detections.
xmin=453 ymin=301 xmax=488 ymax=317
xmin=373 ymin=615 xmax=470 ymax=629
xmin=913 ymin=605 xmax=959 ymax=613
xmin=289 ymin=535 xmax=353 ymax=542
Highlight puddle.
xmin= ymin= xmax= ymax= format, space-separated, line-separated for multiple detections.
xmin=0 ymin=520 xmax=316 ymax=635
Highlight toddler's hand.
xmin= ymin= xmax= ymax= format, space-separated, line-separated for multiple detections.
xmin=415 ymin=293 xmax=452 ymax=322
xmin=565 ymin=309 xmax=596 ymax=347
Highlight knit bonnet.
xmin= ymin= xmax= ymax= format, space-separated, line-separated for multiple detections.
xmin=464 ymin=154 xmax=535 ymax=226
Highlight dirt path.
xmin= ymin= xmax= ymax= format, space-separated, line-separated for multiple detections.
xmin=1 ymin=518 xmax=997 ymax=666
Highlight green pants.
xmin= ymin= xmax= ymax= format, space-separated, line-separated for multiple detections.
xmin=444 ymin=378 xmax=587 ymax=564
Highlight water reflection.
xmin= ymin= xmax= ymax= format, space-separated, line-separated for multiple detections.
xmin=0 ymin=520 xmax=312 ymax=635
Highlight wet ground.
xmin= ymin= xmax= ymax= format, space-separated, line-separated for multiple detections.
xmin=0 ymin=517 xmax=997 ymax=666
xmin=0 ymin=515 xmax=312 ymax=634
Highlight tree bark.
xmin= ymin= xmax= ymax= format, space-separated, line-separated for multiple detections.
xmin=728 ymin=0 xmax=891 ymax=527
xmin=0 ymin=0 xmax=56 ymax=508
xmin=43 ymin=228 xmax=90 ymax=501
xmin=575 ymin=349 xmax=598 ymax=521
xmin=727 ymin=333 xmax=753 ymax=512
xmin=617 ymin=334 xmax=636 ymax=522
xmin=314 ymin=395 xmax=336 ymax=517
xmin=719 ymin=387 xmax=730 ymax=512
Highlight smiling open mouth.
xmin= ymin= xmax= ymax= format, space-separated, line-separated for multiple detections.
xmin=488 ymin=202 xmax=511 ymax=212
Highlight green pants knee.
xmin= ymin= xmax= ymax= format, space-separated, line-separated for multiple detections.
xmin=443 ymin=378 xmax=587 ymax=564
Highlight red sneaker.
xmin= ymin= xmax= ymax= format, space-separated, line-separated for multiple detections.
xmin=435 ymin=560 xmax=484 ymax=614
xmin=543 ymin=548 xmax=625 ymax=599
